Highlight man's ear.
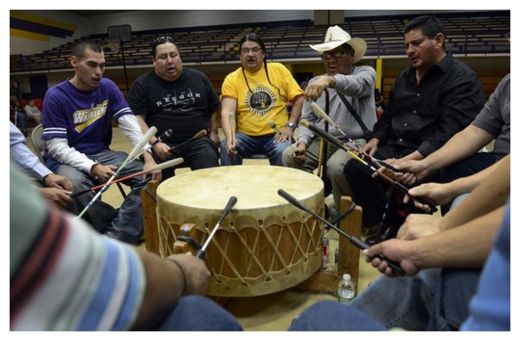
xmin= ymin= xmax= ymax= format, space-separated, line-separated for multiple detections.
xmin=69 ymin=55 xmax=77 ymax=68
xmin=433 ymin=32 xmax=445 ymax=50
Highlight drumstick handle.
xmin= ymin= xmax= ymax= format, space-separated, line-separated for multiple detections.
xmin=196 ymin=196 xmax=238 ymax=258
xmin=277 ymin=189 xmax=405 ymax=276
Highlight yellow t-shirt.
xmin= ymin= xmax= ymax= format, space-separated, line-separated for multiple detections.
xmin=221 ymin=63 xmax=303 ymax=136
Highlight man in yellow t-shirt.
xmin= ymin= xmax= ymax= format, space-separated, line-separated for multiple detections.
xmin=220 ymin=33 xmax=304 ymax=165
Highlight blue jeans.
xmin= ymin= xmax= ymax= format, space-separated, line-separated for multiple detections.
xmin=220 ymin=133 xmax=290 ymax=166
xmin=351 ymin=267 xmax=480 ymax=330
xmin=156 ymin=295 xmax=242 ymax=331
xmin=47 ymin=149 xmax=146 ymax=245
xmin=289 ymin=301 xmax=386 ymax=331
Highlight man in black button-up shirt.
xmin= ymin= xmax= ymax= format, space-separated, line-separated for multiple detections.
xmin=344 ymin=15 xmax=486 ymax=230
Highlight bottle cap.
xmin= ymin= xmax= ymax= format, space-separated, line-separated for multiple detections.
xmin=343 ymin=273 xmax=351 ymax=281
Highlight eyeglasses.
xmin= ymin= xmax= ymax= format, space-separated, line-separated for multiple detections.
xmin=321 ymin=49 xmax=349 ymax=59
xmin=153 ymin=35 xmax=175 ymax=45
xmin=241 ymin=47 xmax=262 ymax=54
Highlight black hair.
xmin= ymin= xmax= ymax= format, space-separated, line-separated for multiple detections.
xmin=71 ymin=41 xmax=104 ymax=58
xmin=239 ymin=33 xmax=285 ymax=99
xmin=151 ymin=35 xmax=175 ymax=59
xmin=404 ymin=15 xmax=446 ymax=49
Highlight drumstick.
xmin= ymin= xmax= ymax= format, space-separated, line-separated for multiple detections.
xmin=151 ymin=128 xmax=173 ymax=146
xmin=169 ymin=129 xmax=207 ymax=152
xmin=196 ymin=196 xmax=238 ymax=258
xmin=310 ymin=102 xmax=399 ymax=172
xmin=228 ymin=112 xmax=238 ymax=153
xmin=71 ymin=157 xmax=184 ymax=198
xmin=78 ymin=126 xmax=157 ymax=218
xmin=300 ymin=119 xmax=437 ymax=212
xmin=277 ymin=189 xmax=405 ymax=276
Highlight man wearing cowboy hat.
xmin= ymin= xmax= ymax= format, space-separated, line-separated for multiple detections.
xmin=282 ymin=25 xmax=377 ymax=217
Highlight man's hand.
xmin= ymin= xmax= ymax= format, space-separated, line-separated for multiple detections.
xmin=226 ymin=134 xmax=238 ymax=156
xmin=363 ymin=239 xmax=419 ymax=277
xmin=273 ymin=127 xmax=293 ymax=143
xmin=43 ymin=173 xmax=73 ymax=191
xmin=40 ymin=187 xmax=72 ymax=207
xmin=393 ymin=159 xmax=429 ymax=183
xmin=362 ymin=138 xmax=379 ymax=157
xmin=91 ymin=164 xmax=117 ymax=182
xmin=142 ymin=153 xmax=162 ymax=182
xmin=397 ymin=214 xmax=444 ymax=240
xmin=167 ymin=254 xmax=210 ymax=295
xmin=404 ymin=182 xmax=455 ymax=212
xmin=209 ymin=131 xmax=220 ymax=146
xmin=304 ymin=75 xmax=335 ymax=101
xmin=292 ymin=142 xmax=306 ymax=165
xmin=152 ymin=142 xmax=172 ymax=161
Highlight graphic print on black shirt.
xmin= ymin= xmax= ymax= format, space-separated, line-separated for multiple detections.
xmin=155 ymin=88 xmax=200 ymax=112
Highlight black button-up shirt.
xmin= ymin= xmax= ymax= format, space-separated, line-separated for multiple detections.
xmin=371 ymin=53 xmax=486 ymax=157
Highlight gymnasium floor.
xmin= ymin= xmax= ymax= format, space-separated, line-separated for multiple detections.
xmin=38 ymin=127 xmax=380 ymax=331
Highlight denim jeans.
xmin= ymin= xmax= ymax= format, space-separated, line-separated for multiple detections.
xmin=47 ymin=149 xmax=145 ymax=245
xmin=289 ymin=301 xmax=386 ymax=331
xmin=220 ymin=132 xmax=290 ymax=166
xmin=156 ymin=295 xmax=242 ymax=331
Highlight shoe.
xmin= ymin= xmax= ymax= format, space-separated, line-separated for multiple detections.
xmin=326 ymin=205 xmax=340 ymax=225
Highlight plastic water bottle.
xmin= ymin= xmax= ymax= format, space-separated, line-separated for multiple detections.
xmin=337 ymin=273 xmax=355 ymax=304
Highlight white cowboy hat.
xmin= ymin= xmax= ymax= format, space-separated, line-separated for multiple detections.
xmin=310 ymin=25 xmax=367 ymax=63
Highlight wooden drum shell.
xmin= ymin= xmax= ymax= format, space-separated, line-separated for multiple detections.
xmin=156 ymin=165 xmax=324 ymax=297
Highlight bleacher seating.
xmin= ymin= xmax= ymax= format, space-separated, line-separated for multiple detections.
xmin=10 ymin=11 xmax=509 ymax=72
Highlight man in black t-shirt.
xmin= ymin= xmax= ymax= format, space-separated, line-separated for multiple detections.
xmin=128 ymin=35 xmax=220 ymax=180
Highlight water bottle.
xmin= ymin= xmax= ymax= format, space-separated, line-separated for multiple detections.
xmin=337 ymin=273 xmax=355 ymax=304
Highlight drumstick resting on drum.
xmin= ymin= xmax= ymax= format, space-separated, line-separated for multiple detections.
xmin=277 ymin=189 xmax=405 ymax=276
xmin=196 ymin=196 xmax=238 ymax=258
xmin=71 ymin=158 xmax=184 ymax=198
xmin=169 ymin=129 xmax=207 ymax=152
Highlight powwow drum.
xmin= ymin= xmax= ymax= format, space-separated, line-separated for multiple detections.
xmin=156 ymin=165 xmax=324 ymax=297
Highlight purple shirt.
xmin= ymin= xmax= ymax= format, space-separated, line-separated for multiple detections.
xmin=42 ymin=78 xmax=132 ymax=154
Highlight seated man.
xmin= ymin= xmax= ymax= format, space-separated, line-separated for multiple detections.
xmin=10 ymin=165 xmax=242 ymax=331
xmin=282 ymin=25 xmax=376 ymax=213
xmin=220 ymin=33 xmax=304 ymax=166
xmin=395 ymin=74 xmax=509 ymax=212
xmin=343 ymin=15 xmax=486 ymax=231
xmin=24 ymin=98 xmax=42 ymax=124
xmin=42 ymin=40 xmax=158 ymax=245
xmin=128 ymin=35 xmax=220 ymax=181
xmin=10 ymin=121 xmax=73 ymax=208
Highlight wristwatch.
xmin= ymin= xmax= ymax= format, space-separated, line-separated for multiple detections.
xmin=287 ymin=121 xmax=297 ymax=129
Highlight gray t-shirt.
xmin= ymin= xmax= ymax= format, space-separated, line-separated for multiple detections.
xmin=471 ymin=74 xmax=510 ymax=156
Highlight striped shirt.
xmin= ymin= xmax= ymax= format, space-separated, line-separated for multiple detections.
xmin=10 ymin=166 xmax=145 ymax=330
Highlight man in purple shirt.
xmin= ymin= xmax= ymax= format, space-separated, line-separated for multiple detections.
xmin=42 ymin=41 xmax=158 ymax=245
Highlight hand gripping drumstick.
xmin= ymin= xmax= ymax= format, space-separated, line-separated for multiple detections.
xmin=299 ymin=119 xmax=438 ymax=212
xmin=78 ymin=126 xmax=158 ymax=218
xmin=196 ymin=196 xmax=238 ymax=259
xmin=310 ymin=102 xmax=399 ymax=172
xmin=71 ymin=157 xmax=184 ymax=198
xmin=169 ymin=129 xmax=207 ymax=152
xmin=277 ymin=189 xmax=405 ymax=276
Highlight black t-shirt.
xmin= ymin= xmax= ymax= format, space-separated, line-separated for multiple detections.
xmin=128 ymin=68 xmax=220 ymax=144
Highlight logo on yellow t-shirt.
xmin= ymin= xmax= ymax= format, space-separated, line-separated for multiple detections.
xmin=245 ymin=86 xmax=276 ymax=116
